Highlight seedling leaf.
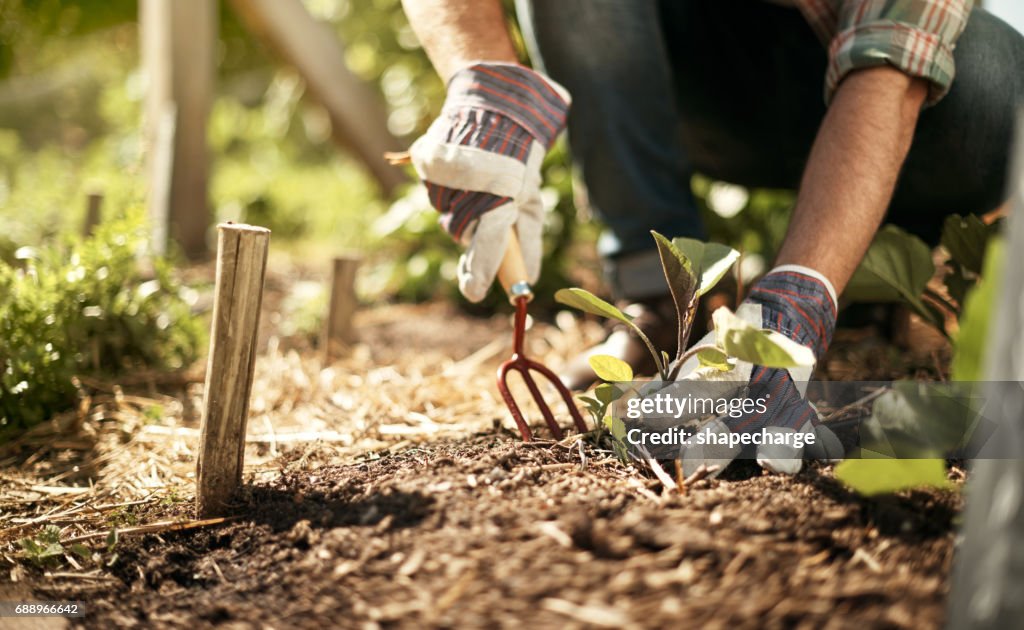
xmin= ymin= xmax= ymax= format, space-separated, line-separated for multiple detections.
xmin=712 ymin=307 xmax=815 ymax=368
xmin=576 ymin=396 xmax=603 ymax=415
xmin=556 ymin=288 xmax=665 ymax=378
xmin=70 ymin=543 xmax=93 ymax=561
xmin=594 ymin=383 xmax=621 ymax=405
xmin=555 ymin=288 xmax=632 ymax=326
xmin=603 ymin=415 xmax=630 ymax=462
xmin=834 ymin=459 xmax=950 ymax=496
xmin=589 ymin=355 xmax=634 ymax=382
xmin=696 ymin=347 xmax=732 ymax=371
xmin=670 ymin=237 xmax=741 ymax=297
xmin=652 ymin=232 xmax=699 ymax=361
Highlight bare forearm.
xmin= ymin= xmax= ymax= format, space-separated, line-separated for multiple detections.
xmin=775 ymin=67 xmax=928 ymax=294
xmin=401 ymin=0 xmax=517 ymax=82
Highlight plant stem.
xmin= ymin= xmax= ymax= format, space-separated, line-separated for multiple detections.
xmin=628 ymin=322 xmax=667 ymax=380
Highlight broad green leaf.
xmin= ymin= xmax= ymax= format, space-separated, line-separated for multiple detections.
xmin=858 ymin=382 xmax=984 ymax=459
xmin=696 ymin=347 xmax=732 ymax=371
xmin=555 ymin=288 xmax=633 ymax=326
xmin=576 ymin=396 xmax=603 ymax=415
xmin=594 ymin=383 xmax=621 ymax=405
xmin=589 ymin=355 xmax=634 ymax=382
xmin=712 ymin=307 xmax=815 ymax=368
xmin=953 ymin=237 xmax=1004 ymax=381
xmin=652 ymin=232 xmax=698 ymax=359
xmin=844 ymin=226 xmax=941 ymax=329
xmin=834 ymin=459 xmax=951 ymax=496
xmin=942 ymin=214 xmax=994 ymax=275
xmin=670 ymin=236 xmax=741 ymax=297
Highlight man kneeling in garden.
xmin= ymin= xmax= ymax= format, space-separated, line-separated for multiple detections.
xmin=399 ymin=0 xmax=1024 ymax=472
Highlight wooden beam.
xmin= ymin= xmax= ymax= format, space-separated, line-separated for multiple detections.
xmin=140 ymin=0 xmax=216 ymax=260
xmin=323 ymin=255 xmax=361 ymax=362
xmin=196 ymin=223 xmax=271 ymax=518
xmin=227 ymin=0 xmax=406 ymax=195
xmin=948 ymin=109 xmax=1024 ymax=628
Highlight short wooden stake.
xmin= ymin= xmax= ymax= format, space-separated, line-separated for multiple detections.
xmin=323 ymin=255 xmax=360 ymax=362
xmin=82 ymin=192 xmax=103 ymax=237
xmin=196 ymin=223 xmax=271 ymax=517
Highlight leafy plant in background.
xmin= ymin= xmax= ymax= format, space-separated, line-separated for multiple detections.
xmin=834 ymin=228 xmax=1005 ymax=497
xmin=0 ymin=211 xmax=204 ymax=436
xmin=559 ymin=231 xmax=815 ymax=460
xmin=844 ymin=215 xmax=1000 ymax=337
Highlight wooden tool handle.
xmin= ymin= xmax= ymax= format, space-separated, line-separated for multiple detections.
xmin=497 ymin=230 xmax=533 ymax=302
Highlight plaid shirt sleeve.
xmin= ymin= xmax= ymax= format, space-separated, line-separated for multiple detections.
xmin=796 ymin=0 xmax=974 ymax=106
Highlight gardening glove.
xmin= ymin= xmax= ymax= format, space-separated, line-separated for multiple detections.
xmin=677 ymin=266 xmax=845 ymax=476
xmin=409 ymin=63 xmax=570 ymax=302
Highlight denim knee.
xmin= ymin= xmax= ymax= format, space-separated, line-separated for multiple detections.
xmin=889 ymin=9 xmax=1024 ymax=241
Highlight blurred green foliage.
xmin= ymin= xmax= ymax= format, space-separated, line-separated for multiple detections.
xmin=0 ymin=211 xmax=203 ymax=435
xmin=0 ymin=0 xmax=786 ymax=315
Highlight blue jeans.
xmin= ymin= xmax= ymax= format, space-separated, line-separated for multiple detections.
xmin=516 ymin=0 xmax=1024 ymax=300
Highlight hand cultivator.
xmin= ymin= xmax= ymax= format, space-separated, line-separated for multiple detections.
xmin=385 ymin=151 xmax=586 ymax=441
xmin=495 ymin=233 xmax=588 ymax=441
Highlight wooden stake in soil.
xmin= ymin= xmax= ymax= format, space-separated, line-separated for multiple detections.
xmin=82 ymin=192 xmax=103 ymax=237
xmin=196 ymin=223 xmax=270 ymax=518
xmin=323 ymin=255 xmax=360 ymax=362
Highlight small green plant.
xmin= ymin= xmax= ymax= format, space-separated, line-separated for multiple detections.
xmin=844 ymin=216 xmax=1000 ymax=337
xmin=559 ymin=231 xmax=815 ymax=461
xmin=556 ymin=231 xmax=812 ymax=381
xmin=18 ymin=525 xmax=65 ymax=566
xmin=0 ymin=211 xmax=204 ymax=435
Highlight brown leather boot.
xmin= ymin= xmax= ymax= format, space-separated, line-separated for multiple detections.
xmin=560 ymin=295 xmax=681 ymax=391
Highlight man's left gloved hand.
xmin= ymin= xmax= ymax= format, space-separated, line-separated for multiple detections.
xmin=676 ymin=266 xmax=845 ymax=476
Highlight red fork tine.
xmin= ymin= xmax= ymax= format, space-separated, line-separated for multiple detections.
xmin=493 ymin=231 xmax=588 ymax=441
xmin=496 ymin=295 xmax=588 ymax=441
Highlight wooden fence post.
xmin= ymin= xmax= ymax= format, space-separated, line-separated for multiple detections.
xmin=323 ymin=255 xmax=360 ymax=362
xmin=140 ymin=0 xmax=216 ymax=260
xmin=82 ymin=192 xmax=103 ymax=237
xmin=196 ymin=223 xmax=271 ymax=517
xmin=947 ymin=109 xmax=1024 ymax=628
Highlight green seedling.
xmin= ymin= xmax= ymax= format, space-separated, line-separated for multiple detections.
xmin=556 ymin=231 xmax=812 ymax=382
xmin=560 ymin=231 xmax=815 ymax=461
xmin=18 ymin=525 xmax=65 ymax=566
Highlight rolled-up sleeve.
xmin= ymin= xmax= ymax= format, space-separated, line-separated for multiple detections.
xmin=825 ymin=0 xmax=973 ymax=106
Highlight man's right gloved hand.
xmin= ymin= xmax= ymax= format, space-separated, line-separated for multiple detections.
xmin=409 ymin=63 xmax=570 ymax=302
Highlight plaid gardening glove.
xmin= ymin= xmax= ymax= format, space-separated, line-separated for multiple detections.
xmin=677 ymin=266 xmax=845 ymax=476
xmin=409 ymin=63 xmax=570 ymax=302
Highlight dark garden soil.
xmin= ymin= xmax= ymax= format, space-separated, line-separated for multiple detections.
xmin=20 ymin=433 xmax=960 ymax=630
xmin=3 ymin=265 xmax=961 ymax=630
